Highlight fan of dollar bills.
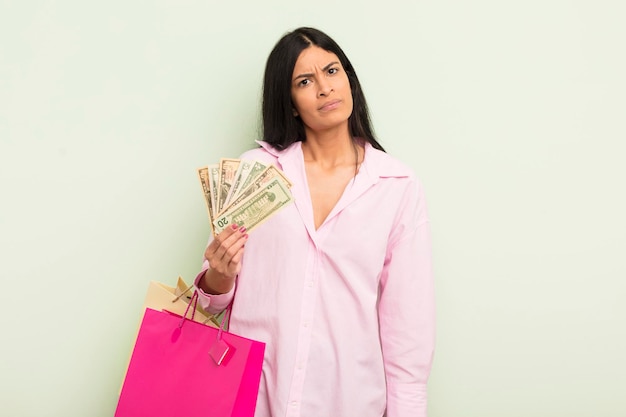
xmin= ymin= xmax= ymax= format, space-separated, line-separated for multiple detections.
xmin=198 ymin=159 xmax=294 ymax=235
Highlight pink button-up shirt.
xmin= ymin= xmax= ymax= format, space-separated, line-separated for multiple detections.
xmin=195 ymin=140 xmax=435 ymax=417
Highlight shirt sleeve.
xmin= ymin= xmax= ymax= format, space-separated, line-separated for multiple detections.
xmin=193 ymin=255 xmax=235 ymax=315
xmin=378 ymin=178 xmax=436 ymax=417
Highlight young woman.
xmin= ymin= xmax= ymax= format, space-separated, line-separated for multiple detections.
xmin=195 ymin=27 xmax=435 ymax=417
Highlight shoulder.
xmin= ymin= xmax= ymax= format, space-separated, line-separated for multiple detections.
xmin=364 ymin=146 xmax=430 ymax=230
xmin=238 ymin=142 xmax=275 ymax=163
xmin=239 ymin=141 xmax=297 ymax=165
xmin=362 ymin=144 xmax=428 ymax=217
xmin=363 ymin=143 xmax=418 ymax=181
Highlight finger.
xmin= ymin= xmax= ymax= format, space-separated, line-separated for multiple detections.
xmin=229 ymin=244 xmax=246 ymax=266
xmin=206 ymin=224 xmax=240 ymax=257
xmin=209 ymin=233 xmax=247 ymax=277
xmin=209 ymin=224 xmax=239 ymax=250
xmin=222 ymin=232 xmax=248 ymax=263
xmin=217 ymin=227 xmax=248 ymax=263
xmin=207 ymin=226 xmax=248 ymax=266
xmin=226 ymin=245 xmax=246 ymax=276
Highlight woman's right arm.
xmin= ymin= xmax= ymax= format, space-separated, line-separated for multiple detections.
xmin=194 ymin=224 xmax=248 ymax=313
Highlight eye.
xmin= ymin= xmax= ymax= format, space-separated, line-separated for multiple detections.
xmin=328 ymin=67 xmax=339 ymax=75
xmin=298 ymin=79 xmax=311 ymax=87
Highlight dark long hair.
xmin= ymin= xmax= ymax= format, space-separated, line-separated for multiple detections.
xmin=262 ymin=27 xmax=385 ymax=152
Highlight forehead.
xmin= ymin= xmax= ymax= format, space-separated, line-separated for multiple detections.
xmin=293 ymin=46 xmax=341 ymax=73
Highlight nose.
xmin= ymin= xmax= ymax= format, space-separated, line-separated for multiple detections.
xmin=317 ymin=78 xmax=332 ymax=97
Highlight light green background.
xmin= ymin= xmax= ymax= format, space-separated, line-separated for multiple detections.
xmin=1 ymin=1 xmax=624 ymax=416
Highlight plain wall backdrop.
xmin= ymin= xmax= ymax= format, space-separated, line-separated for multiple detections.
xmin=1 ymin=1 xmax=624 ymax=416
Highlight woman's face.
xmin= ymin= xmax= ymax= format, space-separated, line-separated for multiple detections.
xmin=290 ymin=46 xmax=353 ymax=134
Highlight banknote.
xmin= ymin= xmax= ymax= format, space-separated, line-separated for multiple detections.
xmin=197 ymin=166 xmax=215 ymax=231
xmin=221 ymin=164 xmax=292 ymax=215
xmin=218 ymin=158 xmax=240 ymax=214
xmin=239 ymin=160 xmax=268 ymax=192
xmin=212 ymin=177 xmax=293 ymax=234
xmin=208 ymin=164 xmax=219 ymax=218
xmin=225 ymin=159 xmax=254 ymax=208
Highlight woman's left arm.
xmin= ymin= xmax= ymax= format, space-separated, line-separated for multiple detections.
xmin=378 ymin=178 xmax=436 ymax=417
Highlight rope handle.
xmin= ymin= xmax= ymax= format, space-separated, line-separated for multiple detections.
xmin=171 ymin=284 xmax=220 ymax=326
xmin=174 ymin=278 xmax=234 ymax=343
xmin=178 ymin=290 xmax=199 ymax=328
xmin=176 ymin=289 xmax=228 ymax=337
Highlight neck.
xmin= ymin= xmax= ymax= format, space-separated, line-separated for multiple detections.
xmin=302 ymin=125 xmax=357 ymax=166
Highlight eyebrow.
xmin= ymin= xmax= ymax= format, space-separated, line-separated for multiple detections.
xmin=293 ymin=61 xmax=340 ymax=81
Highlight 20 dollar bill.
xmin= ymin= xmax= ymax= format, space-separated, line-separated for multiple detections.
xmin=212 ymin=177 xmax=293 ymax=234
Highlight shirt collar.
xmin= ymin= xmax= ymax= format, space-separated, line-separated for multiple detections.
xmin=255 ymin=139 xmax=412 ymax=180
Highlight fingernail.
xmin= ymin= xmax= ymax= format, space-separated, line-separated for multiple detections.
xmin=231 ymin=224 xmax=238 ymax=230
xmin=239 ymin=226 xmax=247 ymax=233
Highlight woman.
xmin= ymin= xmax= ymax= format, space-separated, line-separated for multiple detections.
xmin=195 ymin=27 xmax=435 ymax=417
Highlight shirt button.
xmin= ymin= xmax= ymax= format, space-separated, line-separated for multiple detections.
xmin=291 ymin=401 xmax=298 ymax=406
xmin=303 ymin=321 xmax=309 ymax=327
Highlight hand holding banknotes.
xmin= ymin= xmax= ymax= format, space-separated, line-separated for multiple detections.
xmin=197 ymin=158 xmax=293 ymax=294
xmin=199 ymin=223 xmax=248 ymax=294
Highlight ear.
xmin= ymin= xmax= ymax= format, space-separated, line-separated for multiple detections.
xmin=292 ymin=108 xmax=299 ymax=117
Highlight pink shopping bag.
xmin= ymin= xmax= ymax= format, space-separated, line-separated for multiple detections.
xmin=115 ymin=295 xmax=265 ymax=417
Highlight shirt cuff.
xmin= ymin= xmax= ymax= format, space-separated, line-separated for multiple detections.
xmin=193 ymin=269 xmax=235 ymax=315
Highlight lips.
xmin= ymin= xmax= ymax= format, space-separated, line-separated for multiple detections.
xmin=318 ymin=99 xmax=341 ymax=111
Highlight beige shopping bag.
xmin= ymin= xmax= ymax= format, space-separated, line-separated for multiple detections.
xmin=142 ymin=277 xmax=220 ymax=327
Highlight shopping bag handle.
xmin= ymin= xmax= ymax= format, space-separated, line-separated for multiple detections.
xmin=178 ymin=290 xmax=229 ymax=343
xmin=169 ymin=283 xmax=220 ymax=327
xmin=178 ymin=290 xmax=236 ymax=366
xmin=179 ymin=290 xmax=199 ymax=328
